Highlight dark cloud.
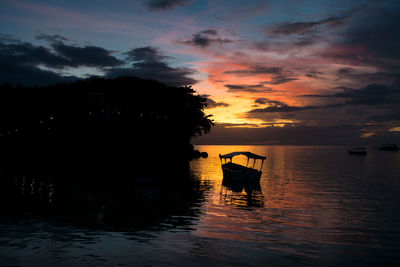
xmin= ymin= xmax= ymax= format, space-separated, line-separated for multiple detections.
xmin=225 ymin=83 xmax=273 ymax=93
xmin=0 ymin=41 xmax=70 ymax=69
xmin=294 ymin=36 xmax=318 ymax=46
xmin=36 ymin=34 xmax=122 ymax=68
xmin=317 ymin=3 xmax=400 ymax=71
xmin=254 ymin=10 xmax=355 ymax=51
xmin=0 ymin=36 xmax=196 ymax=87
xmin=254 ymin=98 xmax=268 ymax=105
xmin=201 ymin=94 xmax=230 ymax=108
xmin=245 ymin=101 xmax=399 ymax=131
xmin=243 ymin=83 xmax=400 ymax=130
xmin=0 ymin=34 xmax=124 ymax=85
xmin=107 ymin=46 xmax=197 ymax=86
xmin=0 ymin=38 xmax=78 ymax=85
xmin=336 ymin=68 xmax=399 ymax=85
xmin=303 ymin=84 xmax=400 ymax=106
xmin=252 ymin=41 xmax=270 ymax=51
xmin=248 ymin=82 xmax=400 ymax=130
xmin=248 ymin=99 xmax=316 ymax=113
xmin=35 ymin=34 xmax=122 ymax=67
xmin=254 ymin=35 xmax=321 ymax=51
xmin=253 ymin=98 xmax=289 ymax=108
xmin=253 ymin=35 xmax=322 ymax=52
xmin=264 ymin=75 xmax=298 ymax=85
xmin=144 ymin=0 xmax=193 ymax=11
xmin=225 ymin=66 xmax=281 ymax=76
xmin=52 ymin=43 xmax=122 ymax=67
xmin=305 ymin=70 xmax=323 ymax=79
xmin=249 ymin=105 xmax=315 ymax=113
xmin=225 ymin=66 xmax=297 ymax=85
xmin=267 ymin=21 xmax=319 ymax=36
xmin=336 ymin=84 xmax=399 ymax=106
xmin=349 ymin=5 xmax=400 ymax=69
xmin=178 ymin=28 xmax=233 ymax=48
xmin=124 ymin=46 xmax=167 ymax=62
xmin=337 ymin=67 xmax=351 ymax=76
xmin=265 ymin=15 xmax=349 ymax=36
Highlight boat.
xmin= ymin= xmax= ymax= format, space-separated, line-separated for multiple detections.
xmin=379 ymin=144 xmax=399 ymax=151
xmin=219 ymin=151 xmax=266 ymax=182
xmin=348 ymin=147 xmax=367 ymax=155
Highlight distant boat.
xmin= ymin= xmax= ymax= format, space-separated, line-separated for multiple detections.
xmin=379 ymin=144 xmax=399 ymax=151
xmin=219 ymin=152 xmax=266 ymax=182
xmin=348 ymin=147 xmax=367 ymax=155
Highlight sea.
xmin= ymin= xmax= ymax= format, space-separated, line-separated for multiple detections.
xmin=1 ymin=145 xmax=400 ymax=266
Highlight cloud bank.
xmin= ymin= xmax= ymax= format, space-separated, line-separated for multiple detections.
xmin=144 ymin=0 xmax=193 ymax=11
xmin=0 ymin=35 xmax=197 ymax=87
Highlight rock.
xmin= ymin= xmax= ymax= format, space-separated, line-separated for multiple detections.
xmin=192 ymin=149 xmax=201 ymax=159
xmin=200 ymin=152 xmax=208 ymax=158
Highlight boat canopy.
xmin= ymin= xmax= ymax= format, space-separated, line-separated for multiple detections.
xmin=219 ymin=151 xmax=266 ymax=160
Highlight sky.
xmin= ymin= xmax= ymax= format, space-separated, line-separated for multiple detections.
xmin=0 ymin=0 xmax=399 ymax=145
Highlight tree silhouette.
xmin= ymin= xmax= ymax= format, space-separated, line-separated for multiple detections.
xmin=0 ymin=76 xmax=213 ymax=172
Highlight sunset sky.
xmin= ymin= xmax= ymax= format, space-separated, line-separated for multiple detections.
xmin=1 ymin=0 xmax=399 ymax=145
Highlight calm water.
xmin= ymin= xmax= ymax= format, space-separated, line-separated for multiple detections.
xmin=1 ymin=145 xmax=400 ymax=266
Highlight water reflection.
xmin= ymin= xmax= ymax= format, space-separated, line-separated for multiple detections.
xmin=0 ymin=168 xmax=206 ymax=231
xmin=191 ymin=145 xmax=400 ymax=265
xmin=220 ymin=178 xmax=264 ymax=207
xmin=1 ymin=146 xmax=400 ymax=266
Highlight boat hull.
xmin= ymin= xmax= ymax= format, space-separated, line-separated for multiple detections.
xmin=222 ymin=162 xmax=261 ymax=182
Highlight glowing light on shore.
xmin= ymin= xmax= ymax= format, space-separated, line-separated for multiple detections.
xmin=389 ymin=127 xmax=400 ymax=132
xmin=361 ymin=132 xmax=374 ymax=138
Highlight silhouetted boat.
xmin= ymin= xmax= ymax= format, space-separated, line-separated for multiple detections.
xmin=219 ymin=152 xmax=266 ymax=182
xmin=348 ymin=147 xmax=367 ymax=155
xmin=379 ymin=144 xmax=399 ymax=151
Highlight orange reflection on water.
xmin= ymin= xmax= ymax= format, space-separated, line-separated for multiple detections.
xmin=192 ymin=145 xmax=316 ymax=210
xmin=191 ymin=145 xmax=351 ymax=243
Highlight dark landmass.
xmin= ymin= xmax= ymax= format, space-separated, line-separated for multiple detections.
xmin=0 ymin=76 xmax=213 ymax=176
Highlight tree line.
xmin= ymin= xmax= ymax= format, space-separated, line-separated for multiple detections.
xmin=0 ymin=76 xmax=213 ymax=173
